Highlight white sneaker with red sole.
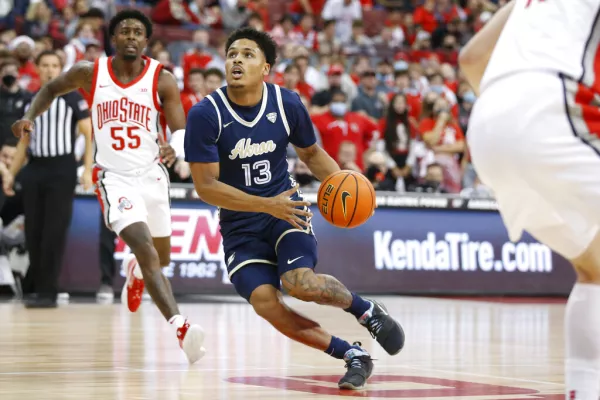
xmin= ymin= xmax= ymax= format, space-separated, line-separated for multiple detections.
xmin=120 ymin=254 xmax=145 ymax=313
xmin=176 ymin=320 xmax=206 ymax=364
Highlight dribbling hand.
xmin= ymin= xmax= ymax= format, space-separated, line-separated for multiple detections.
xmin=11 ymin=119 xmax=34 ymax=139
xmin=267 ymin=185 xmax=313 ymax=230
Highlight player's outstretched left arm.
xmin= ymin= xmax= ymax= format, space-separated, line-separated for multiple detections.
xmin=459 ymin=0 xmax=515 ymax=94
xmin=157 ymin=69 xmax=186 ymax=167
xmin=12 ymin=61 xmax=94 ymax=139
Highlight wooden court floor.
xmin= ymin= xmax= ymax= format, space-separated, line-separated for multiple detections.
xmin=0 ymin=295 xmax=565 ymax=400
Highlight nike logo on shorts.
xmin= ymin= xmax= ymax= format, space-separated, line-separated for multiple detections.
xmin=287 ymin=256 xmax=304 ymax=264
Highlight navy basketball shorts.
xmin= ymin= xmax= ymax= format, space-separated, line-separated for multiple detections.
xmin=223 ymin=217 xmax=318 ymax=302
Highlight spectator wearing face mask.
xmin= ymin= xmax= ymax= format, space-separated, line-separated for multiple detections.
xmin=311 ymin=64 xmax=355 ymax=112
xmin=0 ymin=60 xmax=32 ymax=147
xmin=63 ymin=22 xmax=98 ymax=71
xmin=427 ymin=72 xmax=459 ymax=118
xmin=311 ymin=90 xmax=379 ymax=171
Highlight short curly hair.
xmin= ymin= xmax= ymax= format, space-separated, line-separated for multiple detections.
xmin=225 ymin=27 xmax=277 ymax=66
xmin=109 ymin=9 xmax=153 ymax=38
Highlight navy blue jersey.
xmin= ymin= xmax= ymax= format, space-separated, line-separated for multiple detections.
xmin=184 ymin=82 xmax=317 ymax=236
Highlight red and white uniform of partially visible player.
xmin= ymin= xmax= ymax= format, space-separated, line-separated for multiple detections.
xmin=467 ymin=3 xmax=600 ymax=398
xmin=471 ymin=0 xmax=600 ymax=259
xmin=89 ymin=55 xmax=173 ymax=315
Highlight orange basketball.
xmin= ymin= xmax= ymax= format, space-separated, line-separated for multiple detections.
xmin=317 ymin=170 xmax=376 ymax=229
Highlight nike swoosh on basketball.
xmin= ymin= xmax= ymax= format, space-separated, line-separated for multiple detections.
xmin=341 ymin=191 xmax=351 ymax=219
xmin=223 ymin=121 xmax=234 ymax=128
xmin=287 ymin=256 xmax=303 ymax=264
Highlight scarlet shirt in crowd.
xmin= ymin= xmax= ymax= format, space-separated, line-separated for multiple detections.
xmin=181 ymin=50 xmax=212 ymax=92
xmin=180 ymin=92 xmax=202 ymax=118
xmin=413 ymin=5 xmax=438 ymax=33
xmin=18 ymin=60 xmax=40 ymax=93
xmin=418 ymin=118 xmax=465 ymax=146
xmin=151 ymin=0 xmax=200 ymax=25
xmin=311 ymin=111 xmax=379 ymax=171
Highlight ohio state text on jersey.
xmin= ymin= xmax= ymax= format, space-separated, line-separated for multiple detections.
xmin=90 ymin=56 xmax=165 ymax=172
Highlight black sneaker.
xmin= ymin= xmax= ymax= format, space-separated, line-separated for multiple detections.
xmin=359 ymin=300 xmax=405 ymax=355
xmin=338 ymin=342 xmax=374 ymax=390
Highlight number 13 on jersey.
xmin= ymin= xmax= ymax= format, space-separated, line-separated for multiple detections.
xmin=242 ymin=160 xmax=271 ymax=186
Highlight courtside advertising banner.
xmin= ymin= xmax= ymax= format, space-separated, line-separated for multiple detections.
xmin=60 ymin=193 xmax=574 ymax=296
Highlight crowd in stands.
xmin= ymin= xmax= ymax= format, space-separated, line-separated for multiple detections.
xmin=0 ymin=0 xmax=503 ymax=198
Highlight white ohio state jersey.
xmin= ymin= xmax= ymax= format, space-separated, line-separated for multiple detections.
xmin=90 ymin=56 xmax=165 ymax=172
xmin=481 ymin=0 xmax=600 ymax=92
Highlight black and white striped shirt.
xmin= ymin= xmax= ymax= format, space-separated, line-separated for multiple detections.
xmin=25 ymin=92 xmax=90 ymax=158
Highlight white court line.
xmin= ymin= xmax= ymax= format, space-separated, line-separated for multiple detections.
xmin=287 ymin=363 xmax=562 ymax=387
xmin=0 ymin=363 xmax=564 ymax=385
xmin=398 ymin=365 xmax=563 ymax=387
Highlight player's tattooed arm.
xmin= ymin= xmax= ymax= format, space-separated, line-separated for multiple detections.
xmin=23 ymin=61 xmax=94 ymax=122
xmin=294 ymin=143 xmax=340 ymax=182
xmin=281 ymin=268 xmax=353 ymax=309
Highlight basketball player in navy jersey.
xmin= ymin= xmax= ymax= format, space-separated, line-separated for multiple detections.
xmin=184 ymin=28 xmax=405 ymax=389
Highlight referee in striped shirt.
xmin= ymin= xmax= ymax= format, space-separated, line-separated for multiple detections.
xmin=2 ymin=50 xmax=93 ymax=308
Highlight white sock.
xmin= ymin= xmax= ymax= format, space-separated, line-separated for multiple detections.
xmin=132 ymin=262 xmax=143 ymax=280
xmin=565 ymin=283 xmax=600 ymax=400
xmin=169 ymin=314 xmax=185 ymax=329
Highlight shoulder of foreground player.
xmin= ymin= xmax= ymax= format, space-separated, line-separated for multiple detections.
xmin=276 ymin=85 xmax=310 ymax=122
xmin=187 ymin=97 xmax=220 ymax=130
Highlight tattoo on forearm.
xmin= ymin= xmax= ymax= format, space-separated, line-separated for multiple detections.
xmin=25 ymin=86 xmax=56 ymax=121
xmin=26 ymin=62 xmax=93 ymax=121
xmin=283 ymin=269 xmax=352 ymax=308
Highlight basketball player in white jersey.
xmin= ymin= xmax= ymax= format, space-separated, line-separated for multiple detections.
xmin=460 ymin=1 xmax=600 ymax=398
xmin=10 ymin=9 xmax=206 ymax=364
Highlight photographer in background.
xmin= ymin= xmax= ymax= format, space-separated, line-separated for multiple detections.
xmin=0 ymin=60 xmax=32 ymax=147
xmin=365 ymin=151 xmax=396 ymax=191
